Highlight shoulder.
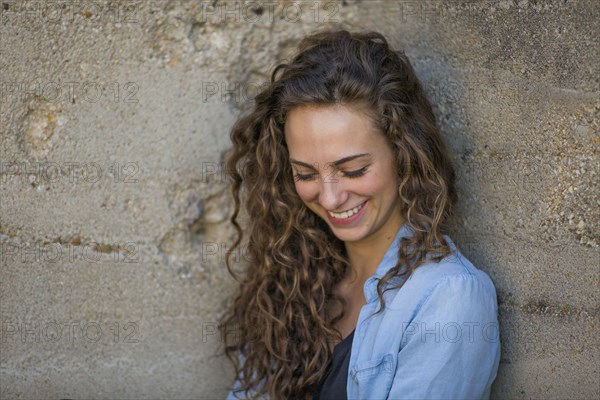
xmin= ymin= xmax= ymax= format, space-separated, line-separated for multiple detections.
xmin=390 ymin=235 xmax=498 ymax=315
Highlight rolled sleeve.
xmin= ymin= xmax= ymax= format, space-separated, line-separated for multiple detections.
xmin=227 ymin=374 xmax=267 ymax=400
xmin=388 ymin=273 xmax=501 ymax=400
xmin=226 ymin=376 xmax=251 ymax=400
xmin=226 ymin=352 xmax=269 ymax=400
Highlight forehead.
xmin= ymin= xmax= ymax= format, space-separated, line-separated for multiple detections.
xmin=284 ymin=104 xmax=385 ymax=160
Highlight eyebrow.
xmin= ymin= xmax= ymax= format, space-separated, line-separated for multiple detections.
xmin=289 ymin=153 xmax=371 ymax=169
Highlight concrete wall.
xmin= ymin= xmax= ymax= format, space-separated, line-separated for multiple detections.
xmin=1 ymin=1 xmax=598 ymax=398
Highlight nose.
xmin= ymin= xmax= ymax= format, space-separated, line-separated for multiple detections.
xmin=317 ymin=168 xmax=348 ymax=211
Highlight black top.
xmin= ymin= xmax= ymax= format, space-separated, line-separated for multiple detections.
xmin=313 ymin=329 xmax=355 ymax=400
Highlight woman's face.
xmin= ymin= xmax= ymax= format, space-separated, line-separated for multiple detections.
xmin=284 ymin=103 xmax=404 ymax=245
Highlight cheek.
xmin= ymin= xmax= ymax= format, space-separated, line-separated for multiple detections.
xmin=365 ymin=169 xmax=398 ymax=197
xmin=361 ymin=172 xmax=386 ymax=194
xmin=294 ymin=182 xmax=318 ymax=203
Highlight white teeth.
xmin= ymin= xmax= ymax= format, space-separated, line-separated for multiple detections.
xmin=328 ymin=202 xmax=364 ymax=219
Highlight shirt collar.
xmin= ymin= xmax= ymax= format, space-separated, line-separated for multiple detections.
xmin=363 ymin=222 xmax=413 ymax=303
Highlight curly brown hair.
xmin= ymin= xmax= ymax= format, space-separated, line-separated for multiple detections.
xmin=218 ymin=29 xmax=457 ymax=399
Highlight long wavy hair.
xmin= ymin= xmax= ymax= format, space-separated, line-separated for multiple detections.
xmin=218 ymin=29 xmax=457 ymax=399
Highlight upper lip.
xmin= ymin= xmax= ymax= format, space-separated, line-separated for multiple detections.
xmin=328 ymin=201 xmax=365 ymax=214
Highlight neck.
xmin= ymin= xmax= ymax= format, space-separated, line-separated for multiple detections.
xmin=343 ymin=212 xmax=405 ymax=285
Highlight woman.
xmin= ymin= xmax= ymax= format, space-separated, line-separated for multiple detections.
xmin=219 ymin=29 xmax=500 ymax=399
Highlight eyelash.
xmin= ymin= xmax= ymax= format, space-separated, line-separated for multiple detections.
xmin=293 ymin=166 xmax=369 ymax=182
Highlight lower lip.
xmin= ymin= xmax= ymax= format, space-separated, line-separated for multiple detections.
xmin=326 ymin=201 xmax=367 ymax=225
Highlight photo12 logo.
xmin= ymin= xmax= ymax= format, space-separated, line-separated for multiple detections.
xmin=197 ymin=1 xmax=340 ymax=24
xmin=1 ymin=320 xmax=141 ymax=345
xmin=0 ymin=240 xmax=141 ymax=265
xmin=0 ymin=1 xmax=140 ymax=25
xmin=1 ymin=161 xmax=140 ymax=184
xmin=0 ymin=81 xmax=139 ymax=104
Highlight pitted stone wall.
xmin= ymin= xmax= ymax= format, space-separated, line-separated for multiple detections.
xmin=1 ymin=1 xmax=598 ymax=398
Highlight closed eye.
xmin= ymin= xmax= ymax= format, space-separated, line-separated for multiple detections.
xmin=293 ymin=172 xmax=316 ymax=182
xmin=343 ymin=166 xmax=368 ymax=178
xmin=293 ymin=166 xmax=369 ymax=182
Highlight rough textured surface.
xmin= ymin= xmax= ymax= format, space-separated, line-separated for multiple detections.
xmin=1 ymin=0 xmax=598 ymax=398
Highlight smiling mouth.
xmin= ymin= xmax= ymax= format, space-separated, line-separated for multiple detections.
xmin=327 ymin=201 xmax=366 ymax=219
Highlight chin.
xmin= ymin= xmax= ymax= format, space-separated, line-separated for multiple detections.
xmin=329 ymin=227 xmax=367 ymax=243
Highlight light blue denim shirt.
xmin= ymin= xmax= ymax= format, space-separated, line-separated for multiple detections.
xmin=227 ymin=223 xmax=501 ymax=399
